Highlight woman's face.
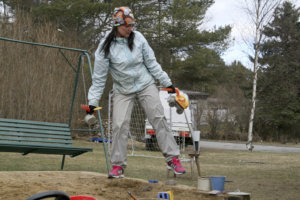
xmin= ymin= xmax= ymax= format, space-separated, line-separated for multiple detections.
xmin=116 ymin=24 xmax=134 ymax=38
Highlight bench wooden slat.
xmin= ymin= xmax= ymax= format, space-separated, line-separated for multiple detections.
xmin=0 ymin=127 xmax=70 ymax=136
xmin=0 ymin=122 xmax=70 ymax=131
xmin=0 ymin=141 xmax=74 ymax=148
xmin=0 ymin=118 xmax=69 ymax=128
xmin=0 ymin=136 xmax=72 ymax=144
xmin=0 ymin=131 xmax=71 ymax=140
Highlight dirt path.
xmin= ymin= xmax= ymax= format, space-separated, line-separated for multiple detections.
xmin=0 ymin=171 xmax=218 ymax=200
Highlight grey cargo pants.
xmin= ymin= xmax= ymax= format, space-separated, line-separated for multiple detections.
xmin=110 ymin=84 xmax=180 ymax=167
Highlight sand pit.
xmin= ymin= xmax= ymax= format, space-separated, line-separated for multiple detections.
xmin=0 ymin=171 xmax=218 ymax=200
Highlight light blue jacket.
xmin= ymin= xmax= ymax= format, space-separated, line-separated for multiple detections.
xmin=88 ymin=31 xmax=172 ymax=106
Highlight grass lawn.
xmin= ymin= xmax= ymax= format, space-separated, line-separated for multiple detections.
xmin=0 ymin=140 xmax=299 ymax=200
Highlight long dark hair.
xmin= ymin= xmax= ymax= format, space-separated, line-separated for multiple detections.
xmin=101 ymin=26 xmax=135 ymax=58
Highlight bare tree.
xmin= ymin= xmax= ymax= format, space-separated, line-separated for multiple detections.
xmin=241 ymin=0 xmax=282 ymax=151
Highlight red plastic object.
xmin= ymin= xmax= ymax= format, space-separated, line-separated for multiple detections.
xmin=81 ymin=104 xmax=91 ymax=112
xmin=146 ymin=129 xmax=156 ymax=135
xmin=70 ymin=196 xmax=98 ymax=200
xmin=161 ymin=87 xmax=180 ymax=96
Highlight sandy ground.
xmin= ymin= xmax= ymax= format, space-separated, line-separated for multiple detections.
xmin=0 ymin=171 xmax=219 ymax=200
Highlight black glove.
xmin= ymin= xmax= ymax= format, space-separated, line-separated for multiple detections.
xmin=86 ymin=105 xmax=96 ymax=115
xmin=167 ymin=85 xmax=176 ymax=94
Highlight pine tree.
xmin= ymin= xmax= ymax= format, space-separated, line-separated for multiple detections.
xmin=258 ymin=1 xmax=300 ymax=141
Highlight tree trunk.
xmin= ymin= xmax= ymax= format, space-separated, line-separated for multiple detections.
xmin=247 ymin=1 xmax=261 ymax=151
xmin=243 ymin=0 xmax=282 ymax=151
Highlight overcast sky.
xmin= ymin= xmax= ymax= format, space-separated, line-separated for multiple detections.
xmin=204 ymin=0 xmax=300 ymax=69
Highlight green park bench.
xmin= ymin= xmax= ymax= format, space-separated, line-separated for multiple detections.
xmin=0 ymin=118 xmax=93 ymax=170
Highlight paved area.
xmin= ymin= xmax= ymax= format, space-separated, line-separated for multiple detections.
xmin=200 ymin=141 xmax=300 ymax=153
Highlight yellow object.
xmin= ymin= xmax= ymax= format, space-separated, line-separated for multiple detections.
xmin=157 ymin=191 xmax=174 ymax=200
xmin=175 ymin=94 xmax=189 ymax=109
xmin=160 ymin=87 xmax=189 ymax=110
xmin=94 ymin=107 xmax=102 ymax=111
xmin=167 ymin=191 xmax=174 ymax=200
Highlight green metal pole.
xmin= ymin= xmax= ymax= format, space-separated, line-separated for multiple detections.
xmin=84 ymin=52 xmax=111 ymax=174
xmin=0 ymin=36 xmax=88 ymax=53
xmin=68 ymin=54 xmax=82 ymax=127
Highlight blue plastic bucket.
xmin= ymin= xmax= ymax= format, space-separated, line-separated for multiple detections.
xmin=210 ymin=176 xmax=226 ymax=191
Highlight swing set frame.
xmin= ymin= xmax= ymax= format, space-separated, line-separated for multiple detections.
xmin=0 ymin=36 xmax=110 ymax=172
